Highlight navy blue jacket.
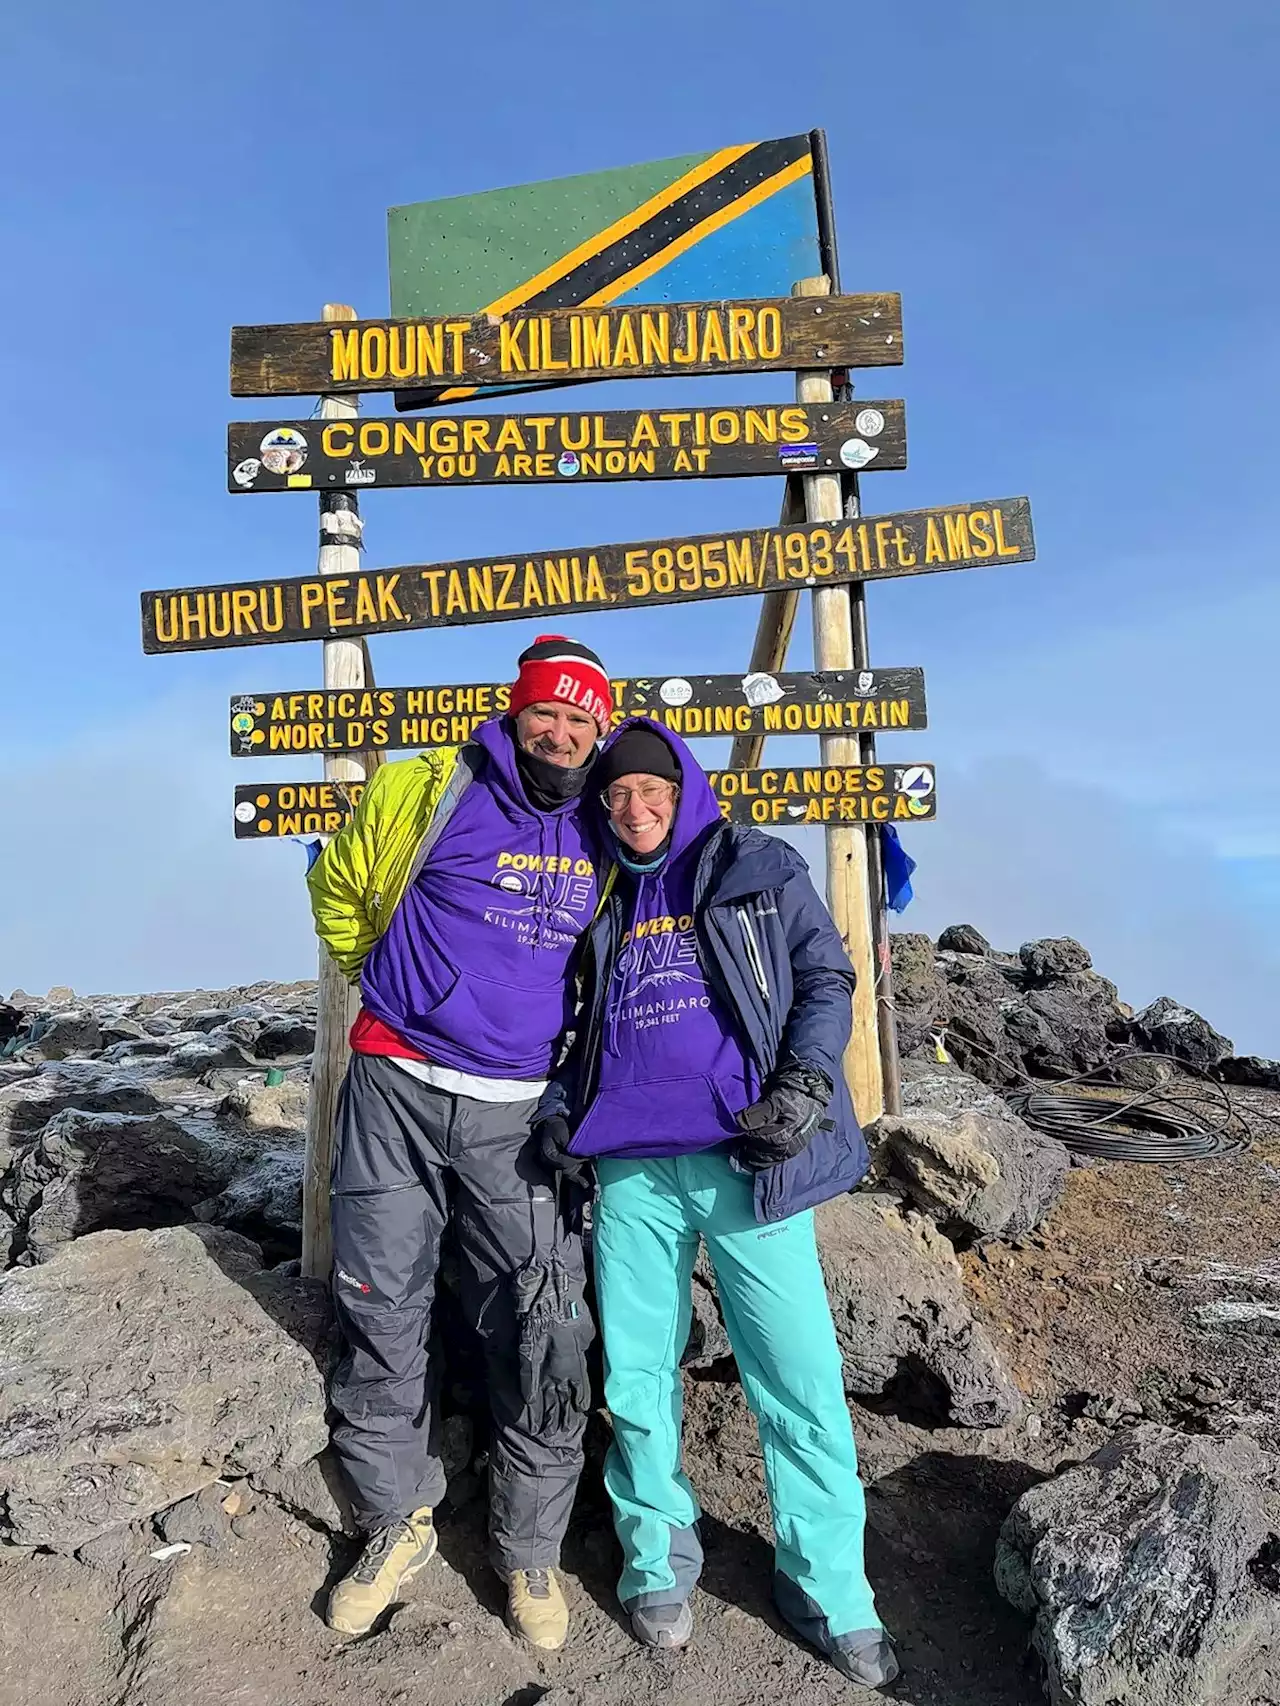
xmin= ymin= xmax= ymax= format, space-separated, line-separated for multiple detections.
xmin=538 ymin=821 xmax=870 ymax=1224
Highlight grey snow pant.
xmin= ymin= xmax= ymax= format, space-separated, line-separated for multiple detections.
xmin=329 ymin=1054 xmax=593 ymax=1574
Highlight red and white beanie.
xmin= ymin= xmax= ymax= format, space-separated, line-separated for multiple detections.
xmin=509 ymin=635 xmax=613 ymax=733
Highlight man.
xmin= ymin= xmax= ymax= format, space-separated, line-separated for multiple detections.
xmin=307 ymin=635 xmax=613 ymax=1649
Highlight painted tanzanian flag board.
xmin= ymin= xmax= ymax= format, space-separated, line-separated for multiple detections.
xmin=388 ymin=136 xmax=820 ymax=406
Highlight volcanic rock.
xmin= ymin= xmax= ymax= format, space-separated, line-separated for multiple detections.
xmin=937 ymin=923 xmax=991 ymax=955
xmin=996 ymin=1424 xmax=1280 ymax=1705
xmin=1129 ymin=997 xmax=1233 ymax=1071
xmin=1019 ymin=938 xmax=1092 ymax=983
xmin=1 ymin=1109 xmax=240 ymax=1262
xmin=817 ymin=1190 xmax=1022 ymax=1427
xmin=0 ymin=1224 xmax=330 ymax=1550
xmin=874 ymin=1059 xmax=1069 ymax=1244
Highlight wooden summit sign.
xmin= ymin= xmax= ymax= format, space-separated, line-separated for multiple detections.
xmin=229 ymin=668 xmax=928 ymax=754
xmin=229 ymin=294 xmax=903 ymax=398
xmin=234 ymin=762 xmax=938 ymax=838
xmin=143 ymin=498 xmax=1033 ymax=654
xmin=228 ymin=401 xmax=907 ymax=493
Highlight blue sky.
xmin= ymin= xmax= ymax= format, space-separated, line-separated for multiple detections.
xmin=3 ymin=1 xmax=1277 ymax=1053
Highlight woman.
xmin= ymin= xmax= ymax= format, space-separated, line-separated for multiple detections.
xmin=535 ymin=720 xmax=899 ymax=1691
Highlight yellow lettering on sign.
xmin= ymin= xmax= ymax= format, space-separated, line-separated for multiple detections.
xmin=500 ymin=320 xmax=527 ymax=373
xmin=417 ymin=323 xmax=444 ymax=376
xmin=924 ymin=518 xmax=947 ymax=563
xmin=388 ymin=324 xmax=416 ymax=379
xmin=323 ymin=422 xmax=353 ymax=456
xmin=967 ymin=510 xmax=995 ymax=557
xmin=672 ymin=310 xmax=698 ymax=365
xmin=709 ymin=411 xmax=739 ymax=445
xmin=539 ymin=319 xmax=568 ymax=371
xmin=581 ymin=315 xmax=611 ymax=368
xmin=421 ymin=570 xmax=445 ymax=617
xmin=756 ymin=306 xmax=782 ymax=359
xmin=612 ymin=316 xmax=639 ymax=367
xmin=672 ymin=449 xmax=693 ymax=472
xmin=522 ymin=564 xmax=545 ymax=606
xmin=494 ymin=564 xmax=520 ymax=610
xmin=444 ymin=322 xmax=470 ymax=374
xmin=361 ymin=327 xmax=387 ymax=379
xmin=445 ymin=572 xmax=469 ymax=616
xmin=376 ymin=574 xmax=404 ymax=621
xmin=994 ymin=506 xmax=1021 ymax=556
xmin=362 ymin=422 xmax=389 ymax=455
xmin=495 ymin=418 xmax=525 ymax=452
xmin=779 ymin=406 xmax=809 ymax=443
xmin=392 ymin=421 xmax=426 ymax=456
xmin=700 ymin=312 xmax=728 ymax=364
xmin=944 ymin=513 xmax=971 ymax=560
xmin=631 ymin=413 xmax=659 ymax=448
xmin=430 ymin=418 xmax=459 ymax=454
xmin=728 ymin=308 xmax=756 ymax=361
xmin=330 ymin=329 xmax=358 ymax=381
xmin=525 ymin=416 xmax=555 ymax=451
xmin=640 ymin=313 xmax=669 ymax=366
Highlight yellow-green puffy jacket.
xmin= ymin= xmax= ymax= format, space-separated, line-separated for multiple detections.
xmin=307 ymin=747 xmax=473 ymax=980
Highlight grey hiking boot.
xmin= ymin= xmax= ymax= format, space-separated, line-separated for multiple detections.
xmin=630 ymin=1600 xmax=694 ymax=1650
xmin=829 ymin=1628 xmax=900 ymax=1690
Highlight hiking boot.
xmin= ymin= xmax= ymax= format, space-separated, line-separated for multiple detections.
xmin=506 ymin=1567 xmax=569 ymax=1650
xmin=829 ymin=1628 xmax=900 ymax=1690
xmin=631 ymin=1599 xmax=694 ymax=1650
xmin=325 ymin=1507 xmax=438 ymax=1635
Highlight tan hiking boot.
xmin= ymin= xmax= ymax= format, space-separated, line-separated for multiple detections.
xmin=326 ymin=1507 xmax=438 ymax=1635
xmin=506 ymin=1567 xmax=569 ymax=1650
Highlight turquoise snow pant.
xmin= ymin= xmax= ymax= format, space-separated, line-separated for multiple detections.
xmin=594 ymin=1147 xmax=882 ymax=1652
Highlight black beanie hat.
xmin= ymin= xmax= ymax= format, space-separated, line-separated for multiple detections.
xmin=595 ymin=724 xmax=682 ymax=792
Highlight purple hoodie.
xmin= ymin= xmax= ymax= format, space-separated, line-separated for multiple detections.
xmin=570 ymin=720 xmax=758 ymax=1160
xmin=360 ymin=718 xmax=598 ymax=1079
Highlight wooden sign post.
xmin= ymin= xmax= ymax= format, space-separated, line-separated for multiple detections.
xmin=301 ymin=304 xmax=376 ymax=1281
xmin=792 ymin=276 xmax=881 ymax=1122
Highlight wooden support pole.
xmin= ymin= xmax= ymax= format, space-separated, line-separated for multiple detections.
xmin=302 ymin=303 xmax=374 ymax=1281
xmin=726 ymin=477 xmax=805 ymax=772
xmin=793 ymin=276 xmax=884 ymax=1124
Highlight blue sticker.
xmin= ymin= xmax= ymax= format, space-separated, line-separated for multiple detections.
xmin=557 ymin=451 xmax=581 ymax=476
xmin=778 ymin=443 xmax=820 ymax=469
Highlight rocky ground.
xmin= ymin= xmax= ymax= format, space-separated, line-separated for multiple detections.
xmin=1 ymin=933 xmax=1278 ymax=1706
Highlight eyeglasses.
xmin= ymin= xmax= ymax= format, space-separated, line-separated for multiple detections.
xmin=601 ymin=780 xmax=679 ymax=813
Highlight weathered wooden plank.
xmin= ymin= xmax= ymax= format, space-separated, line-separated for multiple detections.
xmin=142 ymin=498 xmax=1033 ymax=655
xmin=229 ymin=294 xmax=903 ymax=397
xmin=228 ymin=401 xmax=907 ymax=493
xmin=229 ymin=668 xmax=927 ymax=755
xmin=234 ymin=761 xmax=938 ymax=837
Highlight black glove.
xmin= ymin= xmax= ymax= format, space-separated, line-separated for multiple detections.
xmin=534 ymin=1116 xmax=592 ymax=1186
xmin=735 ymin=1060 xmax=834 ymax=1170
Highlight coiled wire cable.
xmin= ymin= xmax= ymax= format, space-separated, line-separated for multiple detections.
xmin=939 ymin=1031 xmax=1258 ymax=1163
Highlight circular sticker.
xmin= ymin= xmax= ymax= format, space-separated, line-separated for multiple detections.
xmin=234 ymin=801 xmax=256 ymax=823
xmin=232 ymin=712 xmax=256 ymax=734
xmin=557 ymin=451 xmax=581 ymax=477
xmin=741 ymin=672 xmax=784 ymax=707
xmin=231 ymin=457 xmax=261 ymax=489
xmin=659 ymin=678 xmax=692 ymax=706
xmin=260 ymin=426 xmax=308 ymax=476
xmin=839 ymin=438 xmax=879 ymax=471
xmin=899 ymin=765 xmax=935 ymax=795
xmin=907 ymin=797 xmax=933 ymax=816
xmin=497 ymin=874 xmax=524 ymax=892
xmin=854 ymin=408 xmax=885 ymax=438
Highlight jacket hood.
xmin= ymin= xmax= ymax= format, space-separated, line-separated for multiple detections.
xmin=596 ymin=716 xmax=723 ymax=866
xmin=471 ymin=714 xmax=588 ymax=818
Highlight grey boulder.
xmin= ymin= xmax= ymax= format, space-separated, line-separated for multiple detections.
xmin=2 ymin=1109 xmax=239 ymax=1261
xmin=873 ymin=1060 xmax=1069 ymax=1244
xmin=996 ymin=1424 xmax=1280 ymax=1706
xmin=0 ymin=1224 xmax=331 ymax=1549
xmin=1130 ymin=996 xmax=1233 ymax=1071
xmin=817 ymin=1190 xmax=1022 ymax=1427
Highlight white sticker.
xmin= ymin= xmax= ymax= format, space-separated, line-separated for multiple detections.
xmin=786 ymin=805 xmax=807 ymax=818
xmin=856 ymin=671 xmax=874 ymax=695
xmin=320 ymin=509 xmax=364 ymax=540
xmin=231 ymin=457 xmax=261 ymax=489
xmin=344 ymin=459 xmax=376 ymax=485
xmin=260 ymin=426 xmax=308 ymax=475
xmin=839 ymin=438 xmax=879 ymax=471
xmin=234 ymin=802 xmax=256 ymax=823
xmin=659 ymin=678 xmax=692 ymax=706
xmin=854 ymin=408 xmax=885 ymax=438
xmin=899 ymin=765 xmax=935 ymax=795
xmin=741 ymin=672 xmax=784 ymax=707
